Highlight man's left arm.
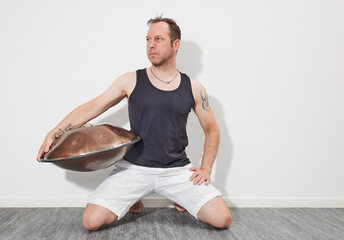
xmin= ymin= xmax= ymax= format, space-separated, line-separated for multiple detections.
xmin=189 ymin=78 xmax=220 ymax=186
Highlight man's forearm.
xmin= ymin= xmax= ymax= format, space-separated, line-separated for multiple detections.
xmin=200 ymin=129 xmax=220 ymax=173
xmin=49 ymin=101 xmax=98 ymax=137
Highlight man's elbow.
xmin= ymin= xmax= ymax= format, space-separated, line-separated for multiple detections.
xmin=204 ymin=124 xmax=220 ymax=139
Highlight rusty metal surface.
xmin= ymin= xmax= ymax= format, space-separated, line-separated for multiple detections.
xmin=41 ymin=124 xmax=140 ymax=171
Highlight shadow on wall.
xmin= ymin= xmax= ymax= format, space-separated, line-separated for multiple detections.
xmin=209 ymin=97 xmax=233 ymax=196
xmin=186 ymin=97 xmax=233 ymax=197
xmin=65 ymin=40 xmax=233 ymax=197
xmin=177 ymin=40 xmax=203 ymax=78
xmin=179 ymin=41 xmax=233 ymax=196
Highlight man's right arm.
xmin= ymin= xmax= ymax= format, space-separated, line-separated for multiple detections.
xmin=36 ymin=72 xmax=136 ymax=161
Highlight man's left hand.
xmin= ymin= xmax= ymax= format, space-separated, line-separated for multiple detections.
xmin=189 ymin=167 xmax=211 ymax=186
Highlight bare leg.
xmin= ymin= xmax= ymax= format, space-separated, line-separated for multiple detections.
xmin=130 ymin=200 xmax=186 ymax=212
xmin=129 ymin=200 xmax=144 ymax=213
xmin=174 ymin=203 xmax=186 ymax=212
xmin=197 ymin=196 xmax=232 ymax=229
xmin=82 ymin=204 xmax=118 ymax=231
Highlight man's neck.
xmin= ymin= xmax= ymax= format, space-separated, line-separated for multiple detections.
xmin=151 ymin=61 xmax=177 ymax=77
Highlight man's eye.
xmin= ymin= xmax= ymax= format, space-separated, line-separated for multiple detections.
xmin=146 ymin=38 xmax=151 ymax=42
xmin=157 ymin=38 xmax=162 ymax=40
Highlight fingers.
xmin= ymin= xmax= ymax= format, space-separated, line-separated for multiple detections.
xmin=195 ymin=176 xmax=205 ymax=185
xmin=189 ymin=168 xmax=211 ymax=185
xmin=193 ymin=176 xmax=210 ymax=185
xmin=36 ymin=150 xmax=43 ymax=162
xmin=36 ymin=135 xmax=55 ymax=162
xmin=193 ymin=175 xmax=208 ymax=185
xmin=37 ymin=144 xmax=45 ymax=161
xmin=204 ymin=179 xmax=210 ymax=186
xmin=189 ymin=170 xmax=197 ymax=182
xmin=37 ymin=145 xmax=47 ymax=162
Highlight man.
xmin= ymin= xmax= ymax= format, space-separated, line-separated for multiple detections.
xmin=37 ymin=17 xmax=232 ymax=230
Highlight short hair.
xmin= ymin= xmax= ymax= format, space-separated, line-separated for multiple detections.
xmin=147 ymin=17 xmax=181 ymax=44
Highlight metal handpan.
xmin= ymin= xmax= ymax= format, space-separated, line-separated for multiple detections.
xmin=41 ymin=124 xmax=140 ymax=172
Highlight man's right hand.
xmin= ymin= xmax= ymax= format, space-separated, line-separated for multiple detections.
xmin=36 ymin=133 xmax=55 ymax=162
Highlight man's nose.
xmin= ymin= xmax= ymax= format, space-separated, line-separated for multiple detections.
xmin=149 ymin=41 xmax=156 ymax=48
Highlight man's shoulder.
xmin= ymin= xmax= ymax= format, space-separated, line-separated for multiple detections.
xmin=120 ymin=71 xmax=136 ymax=80
xmin=108 ymin=71 xmax=137 ymax=96
xmin=189 ymin=77 xmax=202 ymax=92
xmin=115 ymin=71 xmax=136 ymax=85
xmin=118 ymin=68 xmax=147 ymax=81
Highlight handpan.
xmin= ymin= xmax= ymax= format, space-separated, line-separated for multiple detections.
xmin=41 ymin=124 xmax=140 ymax=172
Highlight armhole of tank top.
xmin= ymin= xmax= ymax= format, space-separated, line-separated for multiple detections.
xmin=185 ymin=74 xmax=196 ymax=108
xmin=128 ymin=69 xmax=140 ymax=103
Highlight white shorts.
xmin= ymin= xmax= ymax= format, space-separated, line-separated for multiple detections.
xmin=87 ymin=160 xmax=222 ymax=220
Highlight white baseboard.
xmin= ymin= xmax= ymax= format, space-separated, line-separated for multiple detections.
xmin=225 ymin=198 xmax=344 ymax=208
xmin=0 ymin=197 xmax=343 ymax=208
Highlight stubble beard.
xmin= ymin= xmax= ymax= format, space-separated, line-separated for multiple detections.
xmin=149 ymin=47 xmax=175 ymax=67
xmin=151 ymin=57 xmax=168 ymax=67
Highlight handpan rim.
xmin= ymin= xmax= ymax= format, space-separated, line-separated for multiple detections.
xmin=40 ymin=135 xmax=141 ymax=162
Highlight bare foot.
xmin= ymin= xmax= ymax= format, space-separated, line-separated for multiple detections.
xmin=174 ymin=203 xmax=186 ymax=212
xmin=129 ymin=200 xmax=144 ymax=214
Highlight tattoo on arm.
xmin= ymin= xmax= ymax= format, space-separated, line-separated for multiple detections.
xmin=55 ymin=123 xmax=72 ymax=139
xmin=200 ymin=89 xmax=210 ymax=111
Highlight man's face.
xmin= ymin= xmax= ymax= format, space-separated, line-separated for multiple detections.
xmin=146 ymin=22 xmax=177 ymax=67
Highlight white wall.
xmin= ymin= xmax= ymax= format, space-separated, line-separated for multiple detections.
xmin=1 ymin=0 xmax=343 ymax=207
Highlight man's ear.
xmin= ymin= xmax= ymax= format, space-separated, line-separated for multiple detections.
xmin=173 ymin=39 xmax=181 ymax=54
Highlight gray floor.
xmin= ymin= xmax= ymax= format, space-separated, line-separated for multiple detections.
xmin=0 ymin=208 xmax=343 ymax=240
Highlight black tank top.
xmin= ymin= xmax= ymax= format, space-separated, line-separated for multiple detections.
xmin=124 ymin=68 xmax=195 ymax=168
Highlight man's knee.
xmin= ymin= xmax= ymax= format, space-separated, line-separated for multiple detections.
xmin=203 ymin=209 xmax=232 ymax=229
xmin=82 ymin=204 xmax=118 ymax=231
xmin=197 ymin=196 xmax=232 ymax=229
xmin=82 ymin=214 xmax=102 ymax=231
xmin=215 ymin=210 xmax=232 ymax=229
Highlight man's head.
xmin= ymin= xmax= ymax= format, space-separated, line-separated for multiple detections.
xmin=147 ymin=17 xmax=181 ymax=44
xmin=146 ymin=17 xmax=181 ymax=67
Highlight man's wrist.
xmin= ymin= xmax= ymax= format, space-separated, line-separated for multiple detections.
xmin=200 ymin=167 xmax=212 ymax=174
